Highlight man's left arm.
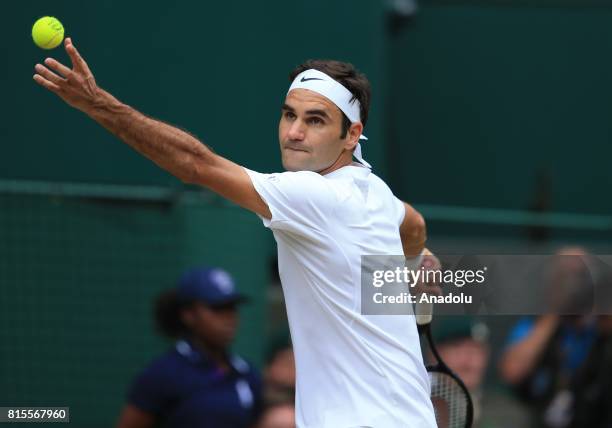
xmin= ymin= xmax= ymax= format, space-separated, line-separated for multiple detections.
xmin=399 ymin=202 xmax=427 ymax=257
xmin=399 ymin=202 xmax=441 ymax=295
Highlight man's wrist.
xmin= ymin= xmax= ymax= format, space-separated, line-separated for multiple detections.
xmin=405 ymin=248 xmax=427 ymax=271
xmin=86 ymin=88 xmax=117 ymax=114
xmin=86 ymin=89 xmax=131 ymax=124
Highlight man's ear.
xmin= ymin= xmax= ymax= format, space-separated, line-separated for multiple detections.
xmin=345 ymin=122 xmax=363 ymax=150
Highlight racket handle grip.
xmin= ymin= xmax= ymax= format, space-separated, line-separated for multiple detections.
xmin=415 ymin=300 xmax=433 ymax=325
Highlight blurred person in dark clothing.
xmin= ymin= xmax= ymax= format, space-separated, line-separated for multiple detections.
xmin=115 ymin=266 xmax=262 ymax=428
xmin=568 ymin=315 xmax=612 ymax=427
xmin=566 ymin=265 xmax=612 ymax=428
xmin=499 ymin=248 xmax=597 ymax=428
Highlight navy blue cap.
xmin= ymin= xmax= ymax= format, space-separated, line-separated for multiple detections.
xmin=177 ymin=267 xmax=247 ymax=306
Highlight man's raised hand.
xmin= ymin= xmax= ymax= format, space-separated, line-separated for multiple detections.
xmin=413 ymin=250 xmax=443 ymax=298
xmin=33 ymin=37 xmax=99 ymax=112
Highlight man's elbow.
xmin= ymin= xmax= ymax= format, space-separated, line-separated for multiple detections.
xmin=399 ymin=205 xmax=427 ymax=256
xmin=412 ymin=211 xmax=426 ymax=238
xmin=405 ymin=207 xmax=427 ymax=242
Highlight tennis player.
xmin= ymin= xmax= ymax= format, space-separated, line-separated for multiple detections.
xmin=34 ymin=38 xmax=438 ymax=427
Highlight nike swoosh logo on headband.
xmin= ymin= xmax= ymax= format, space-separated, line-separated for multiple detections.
xmin=300 ymin=77 xmax=324 ymax=82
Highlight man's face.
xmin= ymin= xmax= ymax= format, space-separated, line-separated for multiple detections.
xmin=278 ymin=89 xmax=355 ymax=172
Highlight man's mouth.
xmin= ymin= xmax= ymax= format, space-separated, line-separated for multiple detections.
xmin=284 ymin=146 xmax=308 ymax=152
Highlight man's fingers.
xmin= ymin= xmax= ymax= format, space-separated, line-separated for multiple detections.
xmin=425 ymin=284 xmax=443 ymax=296
xmin=33 ymin=74 xmax=61 ymax=92
xmin=413 ymin=253 xmax=443 ymax=296
xmin=65 ymin=38 xmax=92 ymax=75
xmin=421 ymin=254 xmax=441 ymax=270
xmin=43 ymin=57 xmax=73 ymax=78
xmin=34 ymin=64 xmax=66 ymax=85
xmin=64 ymin=40 xmax=82 ymax=69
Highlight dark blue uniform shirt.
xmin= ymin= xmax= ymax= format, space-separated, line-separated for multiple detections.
xmin=128 ymin=341 xmax=262 ymax=428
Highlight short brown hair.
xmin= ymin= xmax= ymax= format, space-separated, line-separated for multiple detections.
xmin=289 ymin=60 xmax=371 ymax=138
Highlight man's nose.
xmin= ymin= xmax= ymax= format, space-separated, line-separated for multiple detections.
xmin=287 ymin=119 xmax=305 ymax=141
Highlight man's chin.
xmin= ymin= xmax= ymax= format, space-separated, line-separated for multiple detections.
xmin=281 ymin=157 xmax=312 ymax=172
xmin=283 ymin=163 xmax=303 ymax=172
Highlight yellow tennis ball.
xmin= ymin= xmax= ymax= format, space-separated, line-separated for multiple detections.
xmin=32 ymin=16 xmax=64 ymax=50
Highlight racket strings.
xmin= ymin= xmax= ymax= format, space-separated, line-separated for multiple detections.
xmin=429 ymin=371 xmax=470 ymax=428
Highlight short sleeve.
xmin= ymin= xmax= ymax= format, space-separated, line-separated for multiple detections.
xmin=127 ymin=367 xmax=171 ymax=416
xmin=394 ymin=197 xmax=406 ymax=226
xmin=244 ymin=168 xmax=336 ymax=234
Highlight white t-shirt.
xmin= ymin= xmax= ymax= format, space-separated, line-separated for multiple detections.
xmin=245 ymin=164 xmax=436 ymax=428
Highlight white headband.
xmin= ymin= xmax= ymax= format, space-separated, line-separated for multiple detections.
xmin=288 ymin=69 xmax=371 ymax=169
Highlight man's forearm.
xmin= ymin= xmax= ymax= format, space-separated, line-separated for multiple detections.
xmin=85 ymin=88 xmax=212 ymax=183
xmin=402 ymin=230 xmax=426 ymax=257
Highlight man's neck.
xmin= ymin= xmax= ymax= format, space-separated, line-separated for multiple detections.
xmin=318 ymin=150 xmax=354 ymax=175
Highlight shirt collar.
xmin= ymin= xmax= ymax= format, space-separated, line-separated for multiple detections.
xmin=324 ymin=162 xmax=371 ymax=179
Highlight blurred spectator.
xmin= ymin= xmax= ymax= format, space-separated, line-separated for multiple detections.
xmin=566 ymin=260 xmax=612 ymax=427
xmin=568 ymin=315 xmax=612 ymax=427
xmin=115 ymin=267 xmax=262 ymax=428
xmin=432 ymin=317 xmax=531 ymax=428
xmin=263 ymin=331 xmax=295 ymax=403
xmin=256 ymin=400 xmax=295 ymax=428
xmin=499 ymin=248 xmax=597 ymax=428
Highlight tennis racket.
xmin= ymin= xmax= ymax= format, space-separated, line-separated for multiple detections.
xmin=416 ymin=301 xmax=474 ymax=428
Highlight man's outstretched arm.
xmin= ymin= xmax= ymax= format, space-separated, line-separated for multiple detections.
xmin=33 ymin=37 xmax=271 ymax=219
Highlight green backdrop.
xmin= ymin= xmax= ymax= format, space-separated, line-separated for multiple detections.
xmin=3 ymin=0 xmax=612 ymax=426
xmin=0 ymin=190 xmax=269 ymax=426
xmin=6 ymin=0 xmax=388 ymax=184
xmin=387 ymin=1 xmax=612 ymax=217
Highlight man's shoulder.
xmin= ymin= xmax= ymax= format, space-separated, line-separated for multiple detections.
xmin=247 ymin=168 xmax=326 ymax=183
xmin=252 ymin=169 xmax=336 ymax=201
xmin=368 ymin=171 xmax=394 ymax=192
xmin=269 ymin=169 xmax=327 ymax=183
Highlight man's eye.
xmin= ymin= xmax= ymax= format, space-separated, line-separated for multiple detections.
xmin=284 ymin=111 xmax=296 ymax=120
xmin=308 ymin=117 xmax=324 ymax=125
